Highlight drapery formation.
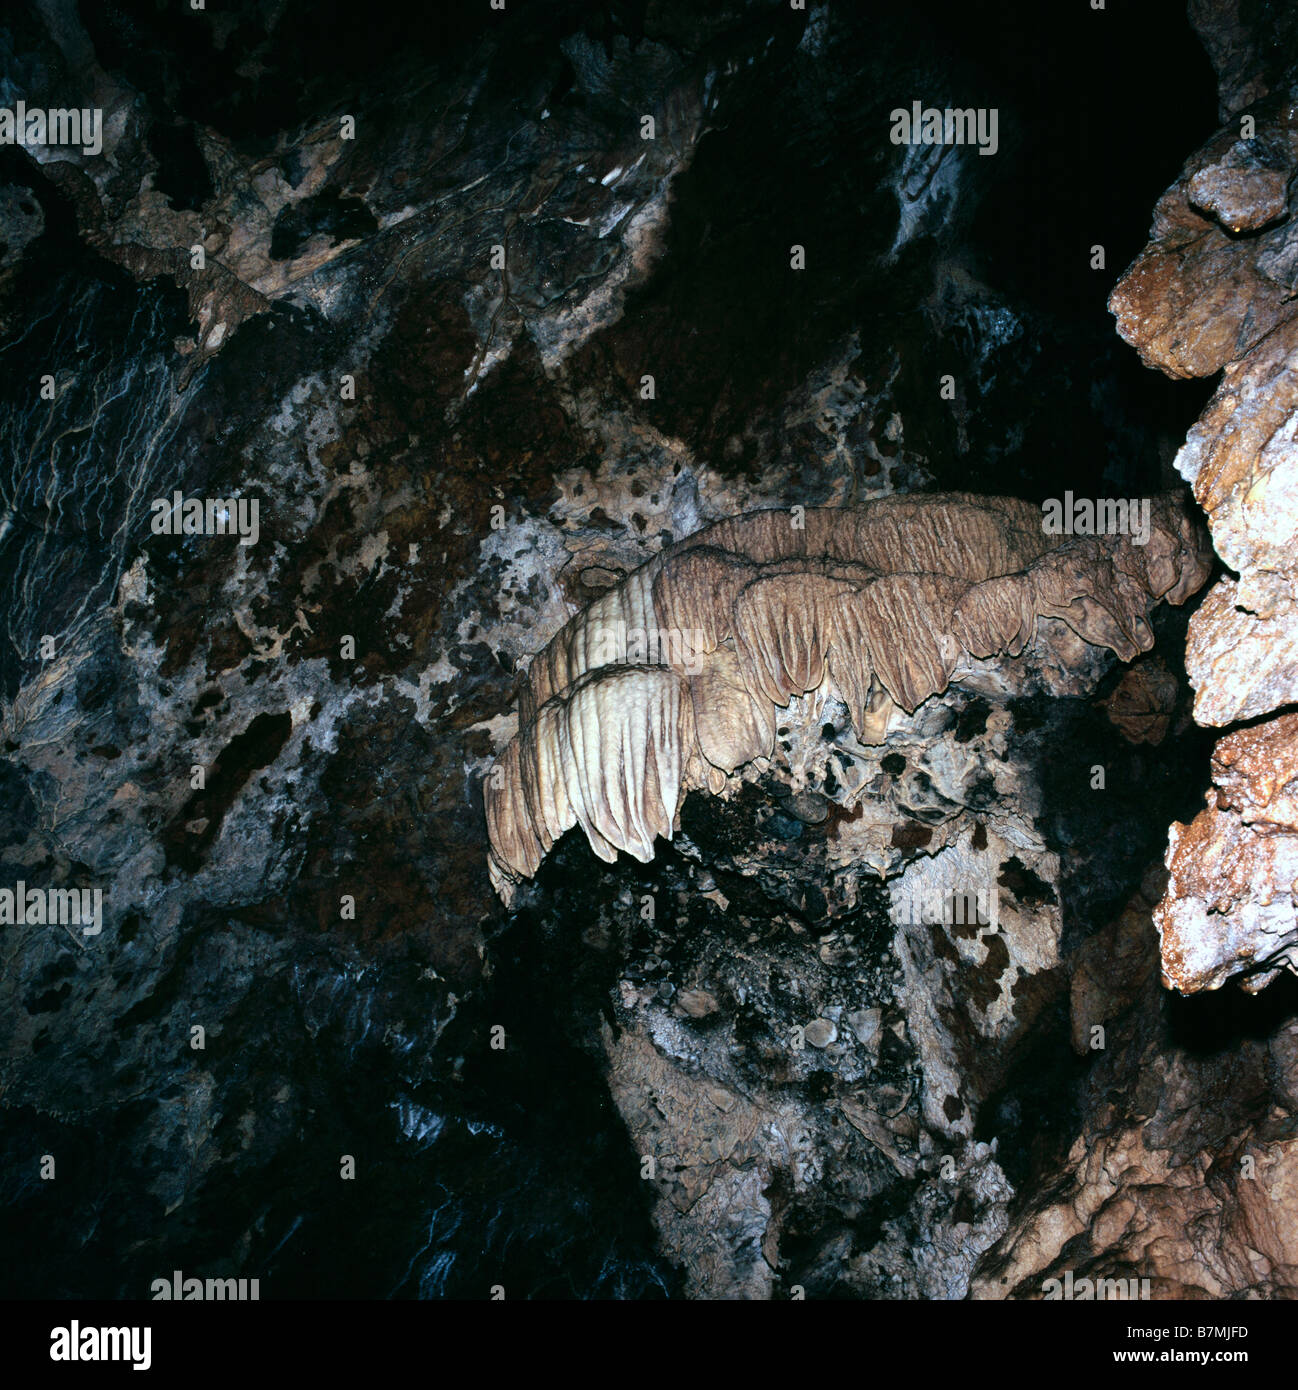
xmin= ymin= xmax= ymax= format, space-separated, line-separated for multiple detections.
xmin=486 ymin=492 xmax=1210 ymax=901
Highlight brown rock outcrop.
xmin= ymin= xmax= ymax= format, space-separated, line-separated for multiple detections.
xmin=973 ymin=1115 xmax=1298 ymax=1300
xmin=1099 ymin=657 xmax=1179 ymax=745
xmin=1178 ymin=314 xmax=1298 ymax=725
xmin=1111 ymin=84 xmax=1298 ymax=994
xmin=1158 ymin=715 xmax=1298 ymax=994
xmin=975 ymin=881 xmax=1298 ymax=1300
xmin=1110 ymin=97 xmax=1298 ymax=381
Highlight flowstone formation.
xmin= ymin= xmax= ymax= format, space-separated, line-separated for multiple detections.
xmin=486 ymin=492 xmax=1209 ymax=901
xmin=488 ymin=492 xmax=1210 ymax=1296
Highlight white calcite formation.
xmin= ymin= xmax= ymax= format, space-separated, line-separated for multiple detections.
xmin=486 ymin=492 xmax=1210 ymax=901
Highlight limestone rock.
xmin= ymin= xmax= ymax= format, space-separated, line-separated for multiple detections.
xmin=675 ymin=988 xmax=719 ymax=1019
xmin=846 ymin=1007 xmax=882 ymax=1051
xmin=1109 ymin=102 xmax=1298 ymax=380
xmin=975 ymin=883 xmax=1298 ymax=1299
xmin=1185 ymin=578 xmax=1298 ymax=726
xmin=804 ymin=1017 xmax=837 ymax=1048
xmin=1174 ymin=313 xmax=1298 ymax=581
xmin=1187 ymin=146 xmax=1288 ymax=233
xmin=1111 ymin=81 xmax=1298 ymax=991
xmin=1156 ymin=715 xmax=1298 ymax=994
xmin=1188 ymin=0 xmax=1298 ymax=119
xmin=1098 ymin=656 xmax=1179 ymax=745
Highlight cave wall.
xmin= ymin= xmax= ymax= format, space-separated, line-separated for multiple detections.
xmin=0 ymin=0 xmax=1291 ymax=1301
xmin=973 ymin=0 xmax=1298 ymax=1299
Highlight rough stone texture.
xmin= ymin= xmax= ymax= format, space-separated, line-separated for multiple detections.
xmin=1186 ymin=145 xmax=1289 ymax=234
xmin=1177 ymin=313 xmax=1298 ymax=724
xmin=0 ymin=0 xmax=778 ymax=1299
xmin=1110 ymin=66 xmax=1298 ymax=994
xmin=973 ymin=880 xmax=1298 ymax=1300
xmin=1185 ymin=578 xmax=1298 ymax=727
xmin=590 ymin=680 xmax=1068 ymax=1298
xmin=1098 ymin=656 xmax=1180 ymax=745
xmin=485 ymin=493 xmax=1209 ymax=900
xmin=1109 ymin=100 xmax=1298 ymax=382
xmin=1158 ymin=715 xmax=1298 ymax=994
xmin=1189 ymin=0 xmax=1298 ymax=120
xmin=975 ymin=1 xmax=1298 ymax=1305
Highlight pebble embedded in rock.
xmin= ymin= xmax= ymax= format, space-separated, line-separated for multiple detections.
xmin=784 ymin=791 xmax=830 ymax=824
xmin=847 ymin=1007 xmax=882 ymax=1050
xmin=804 ymin=1018 xmax=838 ymax=1048
xmin=1187 ymin=158 xmax=1288 ymax=233
xmin=676 ymin=988 xmax=720 ymax=1018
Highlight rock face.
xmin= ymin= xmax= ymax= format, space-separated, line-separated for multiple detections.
xmin=1177 ymin=313 xmax=1298 ymax=725
xmin=0 ymin=0 xmax=777 ymax=1299
xmin=1108 ymin=102 xmax=1298 ymax=382
xmin=592 ymin=688 xmax=1056 ymax=1298
xmin=542 ymin=662 xmax=1167 ymax=1298
xmin=1159 ymin=716 xmax=1298 ymax=994
xmin=1110 ymin=61 xmax=1298 ymax=997
xmin=972 ymin=877 xmax=1298 ymax=1301
xmin=971 ymin=1 xmax=1298 ymax=1306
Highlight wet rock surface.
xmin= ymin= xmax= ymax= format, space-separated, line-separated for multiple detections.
xmin=1108 ymin=99 xmax=1298 ymax=382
